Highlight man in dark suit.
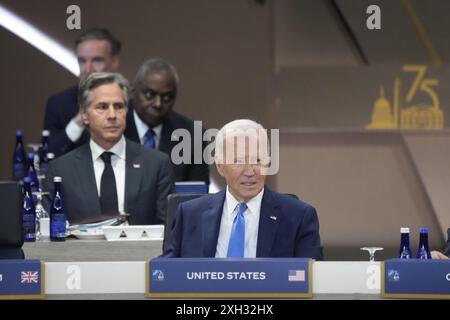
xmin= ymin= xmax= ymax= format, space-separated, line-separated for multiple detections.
xmin=125 ymin=58 xmax=209 ymax=184
xmin=45 ymin=72 xmax=175 ymax=225
xmin=43 ymin=28 xmax=121 ymax=157
xmin=163 ymin=119 xmax=323 ymax=259
xmin=431 ymin=228 xmax=450 ymax=259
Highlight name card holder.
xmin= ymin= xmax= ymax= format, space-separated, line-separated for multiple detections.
xmin=0 ymin=259 xmax=45 ymax=299
xmin=382 ymin=259 xmax=450 ymax=299
xmin=146 ymin=258 xmax=312 ymax=298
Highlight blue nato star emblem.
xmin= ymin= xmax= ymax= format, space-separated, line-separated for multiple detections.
xmin=152 ymin=269 xmax=165 ymax=281
xmin=387 ymin=269 xmax=400 ymax=282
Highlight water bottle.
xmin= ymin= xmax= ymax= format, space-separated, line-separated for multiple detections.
xmin=38 ymin=130 xmax=50 ymax=171
xmin=40 ymin=152 xmax=55 ymax=179
xmin=398 ymin=227 xmax=412 ymax=259
xmin=35 ymin=193 xmax=49 ymax=241
xmin=416 ymin=227 xmax=432 ymax=259
xmin=27 ymin=152 xmax=40 ymax=193
xmin=46 ymin=152 xmax=55 ymax=163
xmin=50 ymin=176 xmax=66 ymax=241
xmin=22 ymin=177 xmax=36 ymax=242
xmin=12 ymin=130 xmax=27 ymax=180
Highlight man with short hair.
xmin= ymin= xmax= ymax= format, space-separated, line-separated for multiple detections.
xmin=44 ymin=28 xmax=121 ymax=157
xmin=125 ymin=58 xmax=209 ymax=184
xmin=163 ymin=119 xmax=323 ymax=259
xmin=431 ymin=228 xmax=450 ymax=259
xmin=45 ymin=72 xmax=175 ymax=225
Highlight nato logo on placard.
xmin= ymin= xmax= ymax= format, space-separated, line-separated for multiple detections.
xmin=152 ymin=269 xmax=165 ymax=281
xmin=387 ymin=269 xmax=400 ymax=282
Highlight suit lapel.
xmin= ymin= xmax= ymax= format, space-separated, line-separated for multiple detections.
xmin=256 ymin=188 xmax=281 ymax=257
xmin=74 ymin=144 xmax=101 ymax=214
xmin=202 ymin=191 xmax=226 ymax=257
xmin=159 ymin=116 xmax=173 ymax=154
xmin=124 ymin=103 xmax=140 ymax=143
xmin=124 ymin=140 xmax=142 ymax=216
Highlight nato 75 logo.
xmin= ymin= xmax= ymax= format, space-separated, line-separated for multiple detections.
xmin=152 ymin=270 xmax=165 ymax=281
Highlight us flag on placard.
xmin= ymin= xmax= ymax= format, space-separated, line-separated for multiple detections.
xmin=288 ymin=270 xmax=305 ymax=282
xmin=21 ymin=271 xmax=39 ymax=284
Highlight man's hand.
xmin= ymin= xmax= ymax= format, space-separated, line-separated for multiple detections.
xmin=73 ymin=112 xmax=84 ymax=126
xmin=431 ymin=250 xmax=449 ymax=260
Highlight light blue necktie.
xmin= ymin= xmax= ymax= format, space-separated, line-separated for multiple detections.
xmin=144 ymin=129 xmax=156 ymax=148
xmin=227 ymin=203 xmax=247 ymax=258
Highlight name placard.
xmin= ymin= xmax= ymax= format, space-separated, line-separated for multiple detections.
xmin=0 ymin=259 xmax=45 ymax=299
xmin=146 ymin=258 xmax=312 ymax=298
xmin=382 ymin=259 xmax=450 ymax=299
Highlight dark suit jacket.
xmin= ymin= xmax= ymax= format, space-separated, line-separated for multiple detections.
xmin=445 ymin=228 xmax=450 ymax=257
xmin=124 ymin=104 xmax=210 ymax=184
xmin=163 ymin=187 xmax=323 ymax=260
xmin=44 ymin=86 xmax=89 ymax=157
xmin=44 ymin=138 xmax=175 ymax=225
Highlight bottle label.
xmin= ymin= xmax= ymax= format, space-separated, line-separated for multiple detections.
xmin=13 ymin=164 xmax=26 ymax=179
xmin=51 ymin=214 xmax=66 ymax=238
xmin=23 ymin=214 xmax=36 ymax=241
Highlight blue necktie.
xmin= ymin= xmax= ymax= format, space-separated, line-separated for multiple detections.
xmin=144 ymin=129 xmax=156 ymax=148
xmin=227 ymin=203 xmax=247 ymax=258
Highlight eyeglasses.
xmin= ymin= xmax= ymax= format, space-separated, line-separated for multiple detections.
xmin=142 ymin=89 xmax=176 ymax=103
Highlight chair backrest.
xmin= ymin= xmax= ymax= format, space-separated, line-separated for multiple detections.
xmin=0 ymin=181 xmax=24 ymax=259
xmin=163 ymin=192 xmax=205 ymax=251
xmin=175 ymin=181 xmax=208 ymax=194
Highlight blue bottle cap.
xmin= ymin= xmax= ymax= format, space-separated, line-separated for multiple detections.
xmin=16 ymin=130 xmax=22 ymax=136
xmin=23 ymin=176 xmax=31 ymax=183
xmin=419 ymin=227 xmax=428 ymax=233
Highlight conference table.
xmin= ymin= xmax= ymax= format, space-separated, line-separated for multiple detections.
xmin=22 ymin=238 xmax=383 ymax=300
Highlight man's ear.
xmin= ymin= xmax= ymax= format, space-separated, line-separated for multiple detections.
xmin=80 ymin=107 xmax=89 ymax=126
xmin=111 ymin=56 xmax=120 ymax=71
xmin=215 ymin=163 xmax=225 ymax=177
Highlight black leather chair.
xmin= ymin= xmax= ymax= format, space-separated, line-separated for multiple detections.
xmin=0 ymin=181 xmax=25 ymax=259
xmin=163 ymin=193 xmax=205 ymax=252
xmin=444 ymin=228 xmax=450 ymax=257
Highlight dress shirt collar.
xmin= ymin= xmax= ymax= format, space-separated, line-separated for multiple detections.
xmin=225 ymin=186 xmax=264 ymax=217
xmin=133 ymin=110 xmax=162 ymax=142
xmin=90 ymin=135 xmax=126 ymax=162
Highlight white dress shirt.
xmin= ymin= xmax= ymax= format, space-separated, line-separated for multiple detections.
xmin=65 ymin=119 xmax=85 ymax=142
xmin=133 ymin=110 xmax=162 ymax=149
xmin=89 ymin=136 xmax=126 ymax=214
xmin=215 ymin=187 xmax=264 ymax=258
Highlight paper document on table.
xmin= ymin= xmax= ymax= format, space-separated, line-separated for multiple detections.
xmin=67 ymin=217 xmax=126 ymax=231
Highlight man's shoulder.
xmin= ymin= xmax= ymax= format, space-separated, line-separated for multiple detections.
xmin=127 ymin=139 xmax=171 ymax=163
xmin=47 ymin=85 xmax=78 ymax=105
xmin=267 ymin=188 xmax=315 ymax=212
xmin=50 ymin=143 xmax=90 ymax=171
xmin=180 ymin=191 xmax=222 ymax=210
xmin=166 ymin=111 xmax=197 ymax=131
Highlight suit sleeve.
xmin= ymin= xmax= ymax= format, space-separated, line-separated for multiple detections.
xmin=44 ymin=97 xmax=77 ymax=157
xmin=161 ymin=204 xmax=183 ymax=257
xmin=294 ymin=206 xmax=323 ymax=260
xmin=155 ymin=154 xmax=176 ymax=224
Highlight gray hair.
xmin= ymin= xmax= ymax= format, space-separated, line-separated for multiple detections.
xmin=75 ymin=28 xmax=121 ymax=56
xmin=133 ymin=58 xmax=179 ymax=87
xmin=78 ymin=72 xmax=129 ymax=109
xmin=215 ymin=119 xmax=270 ymax=164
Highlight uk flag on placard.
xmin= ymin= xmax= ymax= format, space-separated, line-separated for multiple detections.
xmin=288 ymin=270 xmax=305 ymax=282
xmin=21 ymin=271 xmax=39 ymax=284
